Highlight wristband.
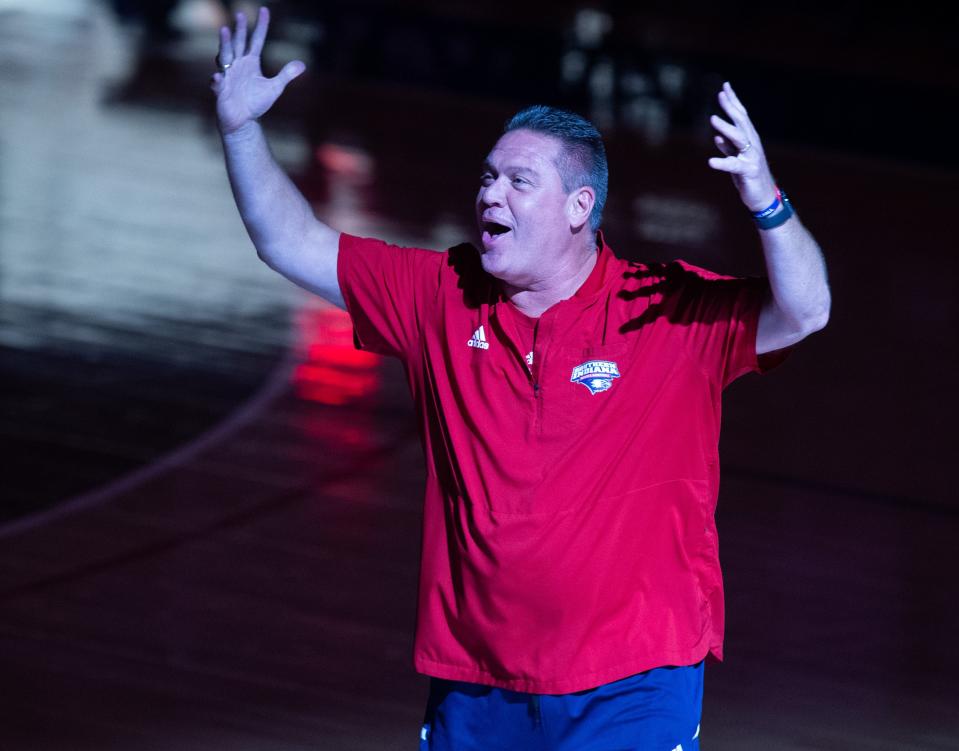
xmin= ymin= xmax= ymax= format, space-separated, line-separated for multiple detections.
xmin=753 ymin=188 xmax=794 ymax=230
xmin=753 ymin=188 xmax=782 ymax=219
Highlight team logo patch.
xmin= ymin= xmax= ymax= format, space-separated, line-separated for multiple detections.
xmin=570 ymin=360 xmax=621 ymax=395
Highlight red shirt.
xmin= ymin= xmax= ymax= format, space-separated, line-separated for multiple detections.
xmin=337 ymin=231 xmax=790 ymax=693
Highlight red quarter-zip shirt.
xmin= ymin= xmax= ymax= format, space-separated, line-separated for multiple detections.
xmin=337 ymin=231 xmax=791 ymax=693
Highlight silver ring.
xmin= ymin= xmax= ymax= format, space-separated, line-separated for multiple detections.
xmin=218 ymin=61 xmax=232 ymax=73
xmin=738 ymin=142 xmax=752 ymax=155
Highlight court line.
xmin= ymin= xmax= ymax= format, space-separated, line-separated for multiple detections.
xmin=0 ymin=344 xmax=301 ymax=542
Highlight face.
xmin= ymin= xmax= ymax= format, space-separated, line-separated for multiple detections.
xmin=475 ymin=129 xmax=589 ymax=287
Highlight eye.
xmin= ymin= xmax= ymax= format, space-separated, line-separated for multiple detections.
xmin=480 ymin=172 xmax=494 ymax=186
xmin=512 ymin=176 xmax=529 ymax=186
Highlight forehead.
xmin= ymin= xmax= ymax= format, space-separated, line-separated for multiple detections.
xmin=485 ymin=129 xmax=564 ymax=175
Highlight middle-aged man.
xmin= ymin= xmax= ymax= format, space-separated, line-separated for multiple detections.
xmin=212 ymin=8 xmax=830 ymax=750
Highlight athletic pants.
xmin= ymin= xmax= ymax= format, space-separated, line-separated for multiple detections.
xmin=419 ymin=661 xmax=703 ymax=750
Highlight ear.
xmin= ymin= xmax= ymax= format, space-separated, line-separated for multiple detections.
xmin=567 ymin=186 xmax=596 ymax=231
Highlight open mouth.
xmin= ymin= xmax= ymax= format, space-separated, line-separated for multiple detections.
xmin=482 ymin=221 xmax=512 ymax=244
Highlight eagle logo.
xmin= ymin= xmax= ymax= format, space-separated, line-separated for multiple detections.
xmin=570 ymin=360 xmax=621 ymax=395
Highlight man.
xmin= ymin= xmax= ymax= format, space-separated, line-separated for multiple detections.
xmin=212 ymin=8 xmax=830 ymax=750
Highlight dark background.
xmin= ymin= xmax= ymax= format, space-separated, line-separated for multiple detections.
xmin=0 ymin=1 xmax=956 ymax=749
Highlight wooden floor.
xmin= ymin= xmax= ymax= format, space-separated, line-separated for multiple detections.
xmin=1 ymin=2 xmax=957 ymax=749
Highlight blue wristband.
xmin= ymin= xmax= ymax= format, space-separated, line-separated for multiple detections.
xmin=753 ymin=191 xmax=781 ymax=219
xmin=753 ymin=189 xmax=794 ymax=230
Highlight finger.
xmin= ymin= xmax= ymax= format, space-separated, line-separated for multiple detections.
xmin=232 ymin=11 xmax=247 ymax=58
xmin=718 ymin=90 xmax=749 ymax=130
xmin=719 ymin=85 xmax=760 ymax=143
xmin=218 ymin=25 xmax=233 ymax=66
xmin=249 ymin=6 xmax=270 ymax=57
xmin=709 ymin=114 xmax=747 ymax=150
xmin=210 ymin=71 xmax=223 ymax=92
xmin=723 ymin=81 xmax=748 ymax=113
xmin=707 ymin=155 xmax=748 ymax=174
xmin=271 ymin=60 xmax=306 ymax=90
xmin=714 ymin=135 xmax=736 ymax=157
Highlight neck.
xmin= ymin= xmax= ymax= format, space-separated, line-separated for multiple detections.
xmin=504 ymin=242 xmax=599 ymax=318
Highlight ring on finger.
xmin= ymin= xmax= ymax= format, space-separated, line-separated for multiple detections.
xmin=217 ymin=59 xmax=232 ymax=73
xmin=738 ymin=142 xmax=752 ymax=155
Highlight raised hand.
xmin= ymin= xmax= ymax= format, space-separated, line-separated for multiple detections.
xmin=211 ymin=6 xmax=305 ymax=136
xmin=707 ymin=82 xmax=778 ymax=213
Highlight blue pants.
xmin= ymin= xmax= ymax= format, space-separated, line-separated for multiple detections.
xmin=419 ymin=661 xmax=703 ymax=750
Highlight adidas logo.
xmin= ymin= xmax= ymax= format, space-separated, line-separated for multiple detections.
xmin=467 ymin=325 xmax=489 ymax=350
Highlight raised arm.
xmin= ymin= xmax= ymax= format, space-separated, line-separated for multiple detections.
xmin=707 ymin=82 xmax=831 ymax=354
xmin=211 ymin=6 xmax=344 ymax=309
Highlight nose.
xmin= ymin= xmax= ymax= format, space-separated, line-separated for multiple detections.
xmin=480 ymin=176 xmax=506 ymax=207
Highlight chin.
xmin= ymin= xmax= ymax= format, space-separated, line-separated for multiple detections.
xmin=479 ymin=250 xmax=503 ymax=276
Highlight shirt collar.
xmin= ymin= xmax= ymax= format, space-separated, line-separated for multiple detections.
xmin=570 ymin=230 xmax=615 ymax=303
xmin=490 ymin=230 xmax=617 ymax=309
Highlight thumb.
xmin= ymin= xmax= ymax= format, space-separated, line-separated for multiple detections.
xmin=275 ymin=60 xmax=306 ymax=87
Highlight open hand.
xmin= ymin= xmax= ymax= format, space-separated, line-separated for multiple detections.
xmin=211 ymin=6 xmax=305 ymax=136
xmin=707 ymin=82 xmax=778 ymax=213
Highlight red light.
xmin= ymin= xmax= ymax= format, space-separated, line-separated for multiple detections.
xmin=292 ymin=305 xmax=381 ymax=405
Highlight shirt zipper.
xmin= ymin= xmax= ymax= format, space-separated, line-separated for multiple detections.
xmin=530 ymin=321 xmax=544 ymax=437
xmin=531 ymin=319 xmax=541 ymax=395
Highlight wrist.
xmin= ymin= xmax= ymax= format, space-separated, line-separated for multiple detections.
xmin=219 ymin=119 xmax=261 ymax=141
xmin=752 ymin=187 xmax=794 ymax=230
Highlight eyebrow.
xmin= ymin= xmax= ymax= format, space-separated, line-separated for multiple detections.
xmin=481 ymin=161 xmax=540 ymax=177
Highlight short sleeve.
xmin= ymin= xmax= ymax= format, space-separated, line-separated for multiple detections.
xmin=336 ymin=233 xmax=443 ymax=360
xmin=666 ymin=261 xmax=793 ymax=389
